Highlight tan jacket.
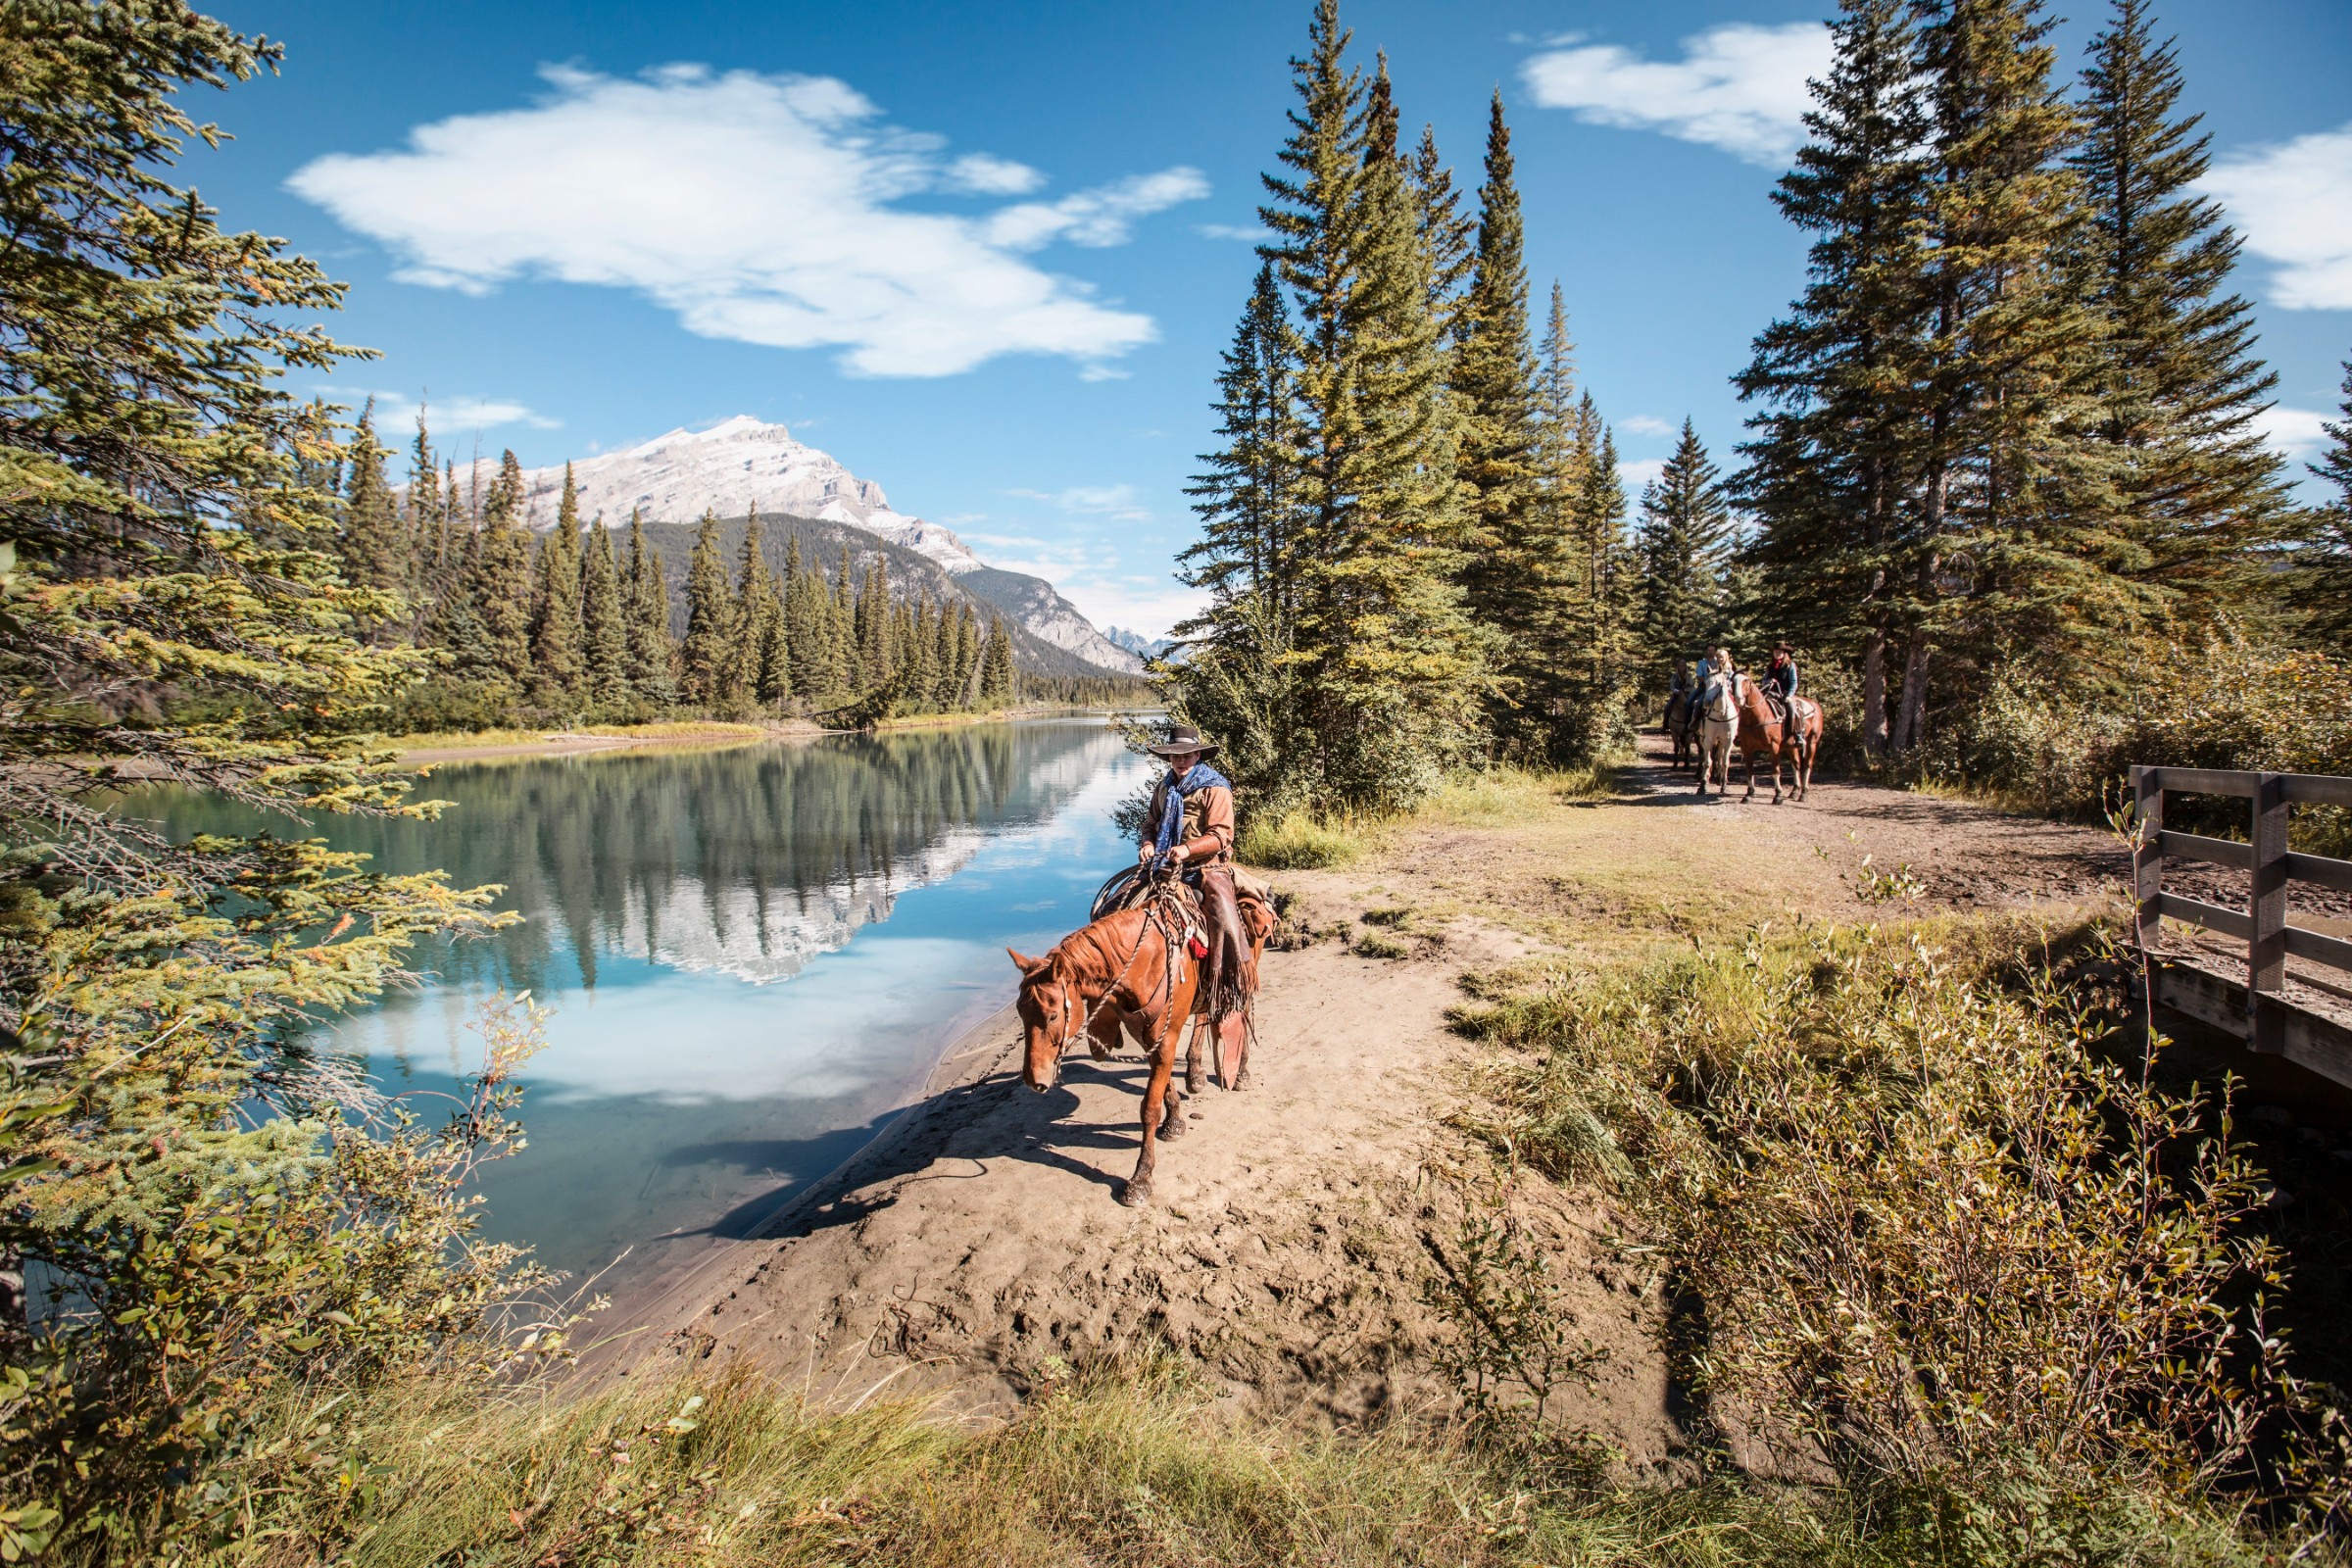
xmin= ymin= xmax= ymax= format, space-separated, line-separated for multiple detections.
xmin=1143 ymin=773 xmax=1235 ymax=866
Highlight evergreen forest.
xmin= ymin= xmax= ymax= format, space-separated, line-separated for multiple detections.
xmin=1172 ymin=0 xmax=2352 ymax=814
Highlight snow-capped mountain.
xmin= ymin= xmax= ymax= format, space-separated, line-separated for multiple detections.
xmin=1104 ymin=626 xmax=1176 ymax=660
xmin=499 ymin=416 xmax=1142 ymax=675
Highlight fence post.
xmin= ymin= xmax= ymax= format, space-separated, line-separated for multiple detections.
xmin=2250 ymin=771 xmax=2288 ymax=1053
xmin=2132 ymin=765 xmax=2164 ymax=949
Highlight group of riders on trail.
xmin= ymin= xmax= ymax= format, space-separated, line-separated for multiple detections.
xmin=1667 ymin=641 xmax=1823 ymax=805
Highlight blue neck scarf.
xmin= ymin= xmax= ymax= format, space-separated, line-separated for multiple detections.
xmin=1154 ymin=761 xmax=1232 ymax=856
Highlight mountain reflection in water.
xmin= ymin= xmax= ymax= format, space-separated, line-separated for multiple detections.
xmin=129 ymin=717 xmax=1148 ymax=1287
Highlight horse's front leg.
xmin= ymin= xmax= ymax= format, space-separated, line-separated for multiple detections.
xmin=1087 ymin=1006 xmax=1120 ymax=1061
xmin=1772 ymin=748 xmax=1786 ymax=805
xmin=1742 ymin=745 xmax=1757 ymax=802
xmin=1184 ymin=1017 xmax=1205 ymax=1096
xmin=1121 ymin=1031 xmax=1177 ymax=1207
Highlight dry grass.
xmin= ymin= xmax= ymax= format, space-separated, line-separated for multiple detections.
xmin=220 ymin=1356 xmax=2224 ymax=1568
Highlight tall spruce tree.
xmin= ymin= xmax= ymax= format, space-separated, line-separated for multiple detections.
xmin=1514 ymin=282 xmax=1585 ymax=740
xmin=579 ymin=520 xmax=631 ymax=710
xmin=1899 ymin=0 xmax=2132 ymax=748
xmin=2300 ymin=355 xmax=2352 ymax=642
xmin=466 ymin=450 xmax=535 ymax=689
xmin=401 ymin=406 xmax=443 ymax=639
xmin=732 ymin=505 xmax=778 ymax=708
xmin=622 ymin=510 xmax=677 ymax=706
xmin=1738 ymin=0 xmax=1933 ymax=757
xmin=1409 ymin=124 xmax=1475 ymax=338
xmin=678 ymin=510 xmax=735 ymax=709
xmin=979 ymin=616 xmax=1016 ymax=707
xmin=1637 ymin=420 xmax=1735 ymax=678
xmin=1453 ymin=90 xmax=1545 ymax=746
xmin=1258 ymin=1 xmax=1484 ymax=807
xmin=338 ymin=401 xmax=405 ymax=642
xmin=784 ymin=536 xmax=832 ymax=699
xmin=2071 ymin=0 xmax=2287 ymax=611
xmin=527 ymin=462 xmax=585 ymax=706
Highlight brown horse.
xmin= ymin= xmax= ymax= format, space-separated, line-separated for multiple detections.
xmin=1664 ymin=688 xmax=1694 ymax=770
xmin=1009 ymin=899 xmax=1201 ymax=1208
xmin=1733 ymin=672 xmax=1823 ymax=804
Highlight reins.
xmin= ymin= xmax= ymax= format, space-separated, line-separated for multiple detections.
xmin=1048 ymin=875 xmax=1186 ymax=1055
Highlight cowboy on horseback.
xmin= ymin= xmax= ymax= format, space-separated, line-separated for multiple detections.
xmin=1136 ymin=723 xmax=1252 ymax=1052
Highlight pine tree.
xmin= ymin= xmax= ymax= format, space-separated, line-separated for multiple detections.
xmin=1738 ymin=0 xmax=1934 ymax=758
xmin=466 ymin=450 xmax=535 ymax=688
xmin=1559 ymin=402 xmax=1640 ymax=758
xmin=2298 ymin=355 xmax=2352 ymax=641
xmin=1897 ymin=0 xmax=2132 ymax=747
xmin=1637 ymin=420 xmax=1736 ymax=676
xmin=784 ymin=536 xmax=830 ymax=699
xmin=339 ymin=402 xmax=412 ymax=646
xmin=2071 ymin=0 xmax=2287 ymax=611
xmin=623 ymin=510 xmax=677 ymax=706
xmin=579 ymin=520 xmax=631 ymax=710
xmin=1409 ymin=123 xmax=1475 ymax=338
xmin=678 ymin=510 xmax=735 ymax=709
xmin=953 ymin=602 xmax=982 ymax=706
xmin=400 ymin=406 xmax=442 ymax=639
xmin=1513 ymin=283 xmax=1585 ymax=737
xmin=857 ymin=557 xmax=891 ymax=688
xmin=832 ymin=546 xmax=859 ymax=692
xmin=979 ymin=616 xmax=1016 ymax=708
xmin=528 ymin=462 xmax=586 ymax=707
xmin=1453 ymin=90 xmax=1545 ymax=746
xmin=1256 ymin=1 xmax=1484 ymax=807
xmin=0 ymin=9 xmax=513 ymax=1529
xmin=732 ymin=505 xmax=778 ymax=707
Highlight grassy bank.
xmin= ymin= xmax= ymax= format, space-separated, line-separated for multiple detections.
xmin=214 ymin=1357 xmax=2269 ymax=1568
xmin=391 ymin=720 xmax=781 ymax=756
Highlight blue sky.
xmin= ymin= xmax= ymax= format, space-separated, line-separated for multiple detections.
xmin=202 ymin=0 xmax=2352 ymax=637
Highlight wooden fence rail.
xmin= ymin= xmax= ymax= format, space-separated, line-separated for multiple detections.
xmin=2130 ymin=764 xmax=2352 ymax=1063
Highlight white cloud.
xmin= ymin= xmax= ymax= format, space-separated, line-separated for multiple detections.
xmin=1521 ymin=22 xmax=1831 ymax=167
xmin=333 ymin=388 xmax=559 ymax=432
xmin=1619 ymin=414 xmax=1675 ymax=437
xmin=1006 ymin=483 xmax=1152 ymax=522
xmin=287 ymin=64 xmax=1207 ymax=377
xmin=984 ymin=169 xmax=1211 ymax=250
xmin=2197 ymin=124 xmax=2352 ymax=310
xmin=1198 ymin=221 xmax=1276 ymax=242
xmin=2255 ymin=404 xmax=2336 ymax=460
xmin=1618 ymin=458 xmax=1667 ymax=490
xmin=944 ymin=152 xmax=1044 ymax=195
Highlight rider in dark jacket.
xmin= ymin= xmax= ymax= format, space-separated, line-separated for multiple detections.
xmin=1764 ymin=643 xmax=1799 ymax=721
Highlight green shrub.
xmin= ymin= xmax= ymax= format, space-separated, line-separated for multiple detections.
xmin=1921 ymin=633 xmax=2352 ymax=851
xmin=1454 ymin=917 xmax=2312 ymax=1518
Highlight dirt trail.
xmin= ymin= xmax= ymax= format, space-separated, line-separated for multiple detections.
xmin=606 ymin=738 xmax=2308 ymax=1447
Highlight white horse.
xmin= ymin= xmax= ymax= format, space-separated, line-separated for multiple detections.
xmin=1693 ymin=673 xmax=1738 ymax=796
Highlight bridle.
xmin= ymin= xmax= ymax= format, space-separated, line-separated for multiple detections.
xmin=1036 ymin=876 xmax=1184 ymax=1062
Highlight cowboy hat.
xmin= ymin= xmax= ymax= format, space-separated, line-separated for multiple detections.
xmin=1147 ymin=722 xmax=1219 ymax=760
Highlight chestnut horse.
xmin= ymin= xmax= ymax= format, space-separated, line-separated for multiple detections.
xmin=1732 ymin=672 xmax=1822 ymax=804
xmin=1009 ymin=885 xmax=1273 ymax=1206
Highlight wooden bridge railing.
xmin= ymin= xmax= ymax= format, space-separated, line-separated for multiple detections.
xmin=2131 ymin=764 xmax=2352 ymax=1056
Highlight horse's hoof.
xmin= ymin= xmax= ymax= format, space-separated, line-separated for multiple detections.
xmin=1160 ymin=1117 xmax=1187 ymax=1141
xmin=1117 ymin=1180 xmax=1152 ymax=1207
xmin=1185 ymin=1068 xmax=1204 ymax=1096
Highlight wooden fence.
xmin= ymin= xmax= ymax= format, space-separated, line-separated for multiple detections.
xmin=2130 ymin=765 xmax=2352 ymax=1073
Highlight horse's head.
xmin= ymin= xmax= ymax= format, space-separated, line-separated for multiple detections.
xmin=1704 ymin=676 xmax=1739 ymax=722
xmin=1008 ymin=946 xmax=1071 ymax=1092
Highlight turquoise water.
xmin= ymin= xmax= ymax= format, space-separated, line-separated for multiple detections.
xmin=132 ymin=718 xmax=1148 ymax=1290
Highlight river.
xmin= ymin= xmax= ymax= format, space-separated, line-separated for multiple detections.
xmin=131 ymin=716 xmax=1149 ymax=1294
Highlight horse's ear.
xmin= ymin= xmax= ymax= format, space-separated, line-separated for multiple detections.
xmin=1006 ymin=947 xmax=1049 ymax=976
